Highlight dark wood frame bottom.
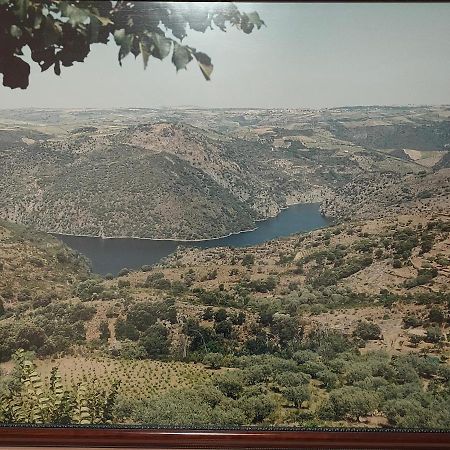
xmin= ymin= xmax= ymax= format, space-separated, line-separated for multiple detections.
xmin=1 ymin=427 xmax=450 ymax=449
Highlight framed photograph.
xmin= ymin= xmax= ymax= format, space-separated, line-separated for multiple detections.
xmin=0 ymin=1 xmax=449 ymax=448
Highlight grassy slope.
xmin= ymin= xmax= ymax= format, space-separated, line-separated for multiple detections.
xmin=118 ymin=213 xmax=449 ymax=357
xmin=0 ymin=211 xmax=449 ymax=427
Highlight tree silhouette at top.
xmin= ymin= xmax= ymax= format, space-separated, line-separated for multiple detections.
xmin=0 ymin=1 xmax=264 ymax=89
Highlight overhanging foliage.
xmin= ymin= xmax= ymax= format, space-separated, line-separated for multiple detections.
xmin=0 ymin=1 xmax=264 ymax=89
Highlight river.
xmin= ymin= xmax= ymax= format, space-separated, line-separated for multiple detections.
xmin=55 ymin=203 xmax=329 ymax=275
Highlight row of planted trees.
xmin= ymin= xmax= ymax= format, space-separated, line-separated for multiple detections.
xmin=0 ymin=350 xmax=119 ymax=424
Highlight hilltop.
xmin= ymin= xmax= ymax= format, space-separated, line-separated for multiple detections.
xmin=0 ymin=122 xmax=320 ymax=239
xmin=1 ymin=106 xmax=448 ymax=239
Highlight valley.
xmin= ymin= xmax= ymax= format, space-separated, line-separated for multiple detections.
xmin=55 ymin=202 xmax=329 ymax=275
xmin=1 ymin=106 xmax=448 ymax=240
xmin=0 ymin=106 xmax=449 ymax=429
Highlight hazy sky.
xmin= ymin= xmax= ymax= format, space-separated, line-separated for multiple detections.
xmin=1 ymin=2 xmax=450 ymax=109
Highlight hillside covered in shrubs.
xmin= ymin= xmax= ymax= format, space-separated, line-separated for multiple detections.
xmin=1 ymin=212 xmax=449 ymax=428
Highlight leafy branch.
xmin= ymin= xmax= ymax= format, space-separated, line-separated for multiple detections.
xmin=0 ymin=349 xmax=120 ymax=424
xmin=0 ymin=1 xmax=265 ymax=89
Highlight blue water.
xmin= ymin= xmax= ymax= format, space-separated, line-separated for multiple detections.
xmin=56 ymin=203 xmax=329 ymax=275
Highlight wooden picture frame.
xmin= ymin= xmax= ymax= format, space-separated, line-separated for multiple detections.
xmin=1 ymin=3 xmax=450 ymax=450
xmin=1 ymin=426 xmax=450 ymax=449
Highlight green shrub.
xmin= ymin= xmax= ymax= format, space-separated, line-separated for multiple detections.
xmin=133 ymin=387 xmax=246 ymax=426
xmin=241 ymin=276 xmax=277 ymax=293
xmin=203 ymin=352 xmax=224 ymax=369
xmin=242 ymin=254 xmax=255 ymax=267
xmin=99 ymin=321 xmax=110 ymax=341
xmin=213 ymin=371 xmax=244 ymax=399
xmin=117 ymin=268 xmax=130 ymax=277
xmin=238 ymin=394 xmax=276 ymax=423
xmin=243 ymin=364 xmax=272 ymax=384
xmin=140 ymin=323 xmax=170 ymax=358
xmin=214 ymin=308 xmax=228 ymax=322
xmin=428 ymin=307 xmax=445 ymax=324
xmin=202 ymin=307 xmax=214 ymax=321
xmin=425 ymin=326 xmax=443 ymax=343
xmin=74 ymin=279 xmax=104 ymax=301
xmin=404 ymin=268 xmax=438 ymax=288
xmin=312 ymin=256 xmax=373 ymax=287
xmin=145 ymin=272 xmax=171 ymax=290
xmin=306 ymin=328 xmax=354 ymax=359
xmin=118 ymin=279 xmax=130 ymax=288
xmin=126 ymin=300 xmax=177 ymax=332
xmin=353 ymin=321 xmax=382 ymax=341
xmin=117 ymin=341 xmax=147 ymax=359
xmin=403 ymin=315 xmax=421 ymax=328
xmin=284 ymin=385 xmax=311 ymax=408
xmin=383 ymin=396 xmax=450 ymax=429
xmin=115 ymin=318 xmax=139 ymax=341
xmin=316 ymin=370 xmax=339 ymax=389
xmin=214 ymin=320 xmax=232 ymax=338
xmin=323 ymin=386 xmax=379 ymax=420
xmin=275 ymin=371 xmax=309 ymax=388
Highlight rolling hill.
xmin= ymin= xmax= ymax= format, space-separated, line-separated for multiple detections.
xmin=2 ymin=107 xmax=447 ymax=239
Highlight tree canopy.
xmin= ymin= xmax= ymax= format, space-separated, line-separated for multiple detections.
xmin=0 ymin=1 xmax=264 ymax=89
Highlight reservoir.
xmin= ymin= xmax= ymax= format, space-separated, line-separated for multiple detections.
xmin=56 ymin=203 xmax=329 ymax=275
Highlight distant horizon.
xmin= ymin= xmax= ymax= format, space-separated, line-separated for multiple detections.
xmin=1 ymin=103 xmax=449 ymax=111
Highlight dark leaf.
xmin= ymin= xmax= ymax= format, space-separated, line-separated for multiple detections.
xmin=113 ymin=28 xmax=126 ymax=44
xmin=240 ymin=14 xmax=254 ymax=34
xmin=16 ymin=0 xmax=29 ymax=20
xmin=161 ymin=9 xmax=187 ymax=41
xmin=212 ymin=14 xmax=226 ymax=31
xmin=247 ymin=11 xmax=265 ymax=29
xmin=185 ymin=6 xmax=211 ymax=33
xmin=31 ymin=47 xmax=56 ymax=71
xmin=194 ymin=51 xmax=213 ymax=81
xmin=41 ymin=16 xmax=62 ymax=47
xmin=87 ymin=15 xmax=101 ymax=43
xmin=139 ymin=34 xmax=154 ymax=69
xmin=172 ymin=42 xmax=192 ymax=72
xmin=54 ymin=59 xmax=61 ymax=76
xmin=59 ymin=1 xmax=90 ymax=27
xmin=140 ymin=41 xmax=150 ymax=69
xmin=10 ymin=25 xmax=22 ymax=39
xmin=0 ymin=1 xmax=263 ymax=89
xmin=113 ymin=29 xmax=133 ymax=65
xmin=0 ymin=55 xmax=30 ymax=89
xmin=88 ymin=16 xmax=110 ymax=44
xmin=150 ymin=33 xmax=172 ymax=60
xmin=91 ymin=14 xmax=113 ymax=27
xmin=130 ymin=36 xmax=140 ymax=58
xmin=33 ymin=10 xmax=43 ymax=29
xmin=58 ymin=43 xmax=90 ymax=67
xmin=58 ymin=26 xmax=90 ymax=67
